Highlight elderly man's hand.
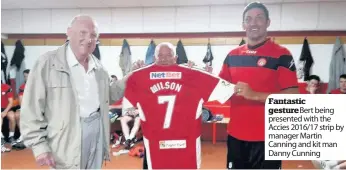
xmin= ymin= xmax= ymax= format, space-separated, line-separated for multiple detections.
xmin=187 ymin=61 xmax=196 ymax=68
xmin=132 ymin=60 xmax=145 ymax=71
xmin=36 ymin=152 xmax=56 ymax=168
xmin=203 ymin=64 xmax=213 ymax=73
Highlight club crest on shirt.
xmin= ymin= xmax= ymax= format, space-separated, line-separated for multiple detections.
xmin=2 ymin=92 xmax=5 ymax=95
xmin=257 ymin=58 xmax=267 ymax=67
xmin=150 ymin=72 xmax=182 ymax=80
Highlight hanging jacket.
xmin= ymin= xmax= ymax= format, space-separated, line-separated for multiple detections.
xmin=92 ymin=40 xmax=101 ymax=60
xmin=327 ymin=37 xmax=346 ymax=93
xmin=10 ymin=40 xmax=25 ymax=71
xmin=239 ymin=38 xmax=246 ymax=46
xmin=203 ymin=42 xmax=214 ymax=66
xmin=145 ymin=40 xmax=156 ymax=65
xmin=1 ymin=42 xmax=9 ymax=84
xmin=119 ymin=39 xmax=132 ymax=77
xmin=176 ymin=40 xmax=188 ymax=64
xmin=10 ymin=40 xmax=26 ymax=96
xmin=298 ymin=38 xmax=314 ymax=81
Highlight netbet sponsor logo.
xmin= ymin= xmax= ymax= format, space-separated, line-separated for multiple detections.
xmin=150 ymin=72 xmax=182 ymax=79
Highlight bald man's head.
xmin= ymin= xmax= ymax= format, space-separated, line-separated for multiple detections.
xmin=154 ymin=42 xmax=177 ymax=65
xmin=66 ymin=15 xmax=99 ymax=61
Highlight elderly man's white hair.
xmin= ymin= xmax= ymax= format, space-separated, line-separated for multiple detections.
xmin=66 ymin=14 xmax=99 ymax=39
xmin=154 ymin=42 xmax=176 ymax=58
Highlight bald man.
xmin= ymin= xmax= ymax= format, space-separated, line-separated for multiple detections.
xmin=20 ymin=15 xmax=126 ymax=169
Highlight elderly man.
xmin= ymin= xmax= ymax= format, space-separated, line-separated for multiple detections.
xmin=123 ymin=42 xmax=236 ymax=169
xmin=20 ymin=15 xmax=126 ymax=169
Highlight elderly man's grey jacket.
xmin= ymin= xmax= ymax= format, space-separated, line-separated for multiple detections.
xmin=20 ymin=43 xmax=126 ymax=169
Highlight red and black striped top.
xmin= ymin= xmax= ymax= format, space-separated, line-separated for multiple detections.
xmin=219 ymin=39 xmax=298 ymax=141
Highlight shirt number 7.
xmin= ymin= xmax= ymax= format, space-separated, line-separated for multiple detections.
xmin=158 ymin=95 xmax=177 ymax=129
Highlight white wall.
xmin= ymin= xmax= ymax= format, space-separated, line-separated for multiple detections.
xmin=1 ymin=1 xmax=346 ymax=84
xmin=2 ymin=1 xmax=346 ymax=34
xmin=3 ymin=43 xmax=345 ymax=83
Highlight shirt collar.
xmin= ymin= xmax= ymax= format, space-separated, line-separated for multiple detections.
xmin=66 ymin=44 xmax=97 ymax=71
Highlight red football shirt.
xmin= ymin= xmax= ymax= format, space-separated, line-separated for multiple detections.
xmin=123 ymin=64 xmax=235 ymax=169
xmin=219 ymin=39 xmax=298 ymax=141
xmin=330 ymin=89 xmax=346 ymax=94
xmin=19 ymin=83 xmax=26 ymax=96
xmin=1 ymin=83 xmax=14 ymax=109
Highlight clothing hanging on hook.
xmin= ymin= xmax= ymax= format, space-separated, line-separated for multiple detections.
xmin=239 ymin=38 xmax=246 ymax=46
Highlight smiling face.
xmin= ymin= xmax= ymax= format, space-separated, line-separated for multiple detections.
xmin=67 ymin=16 xmax=98 ymax=61
xmin=242 ymin=7 xmax=270 ymax=43
xmin=156 ymin=46 xmax=177 ymax=65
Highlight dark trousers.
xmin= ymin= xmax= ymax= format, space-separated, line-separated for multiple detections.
xmin=1 ymin=108 xmax=21 ymax=141
xmin=226 ymin=135 xmax=281 ymax=169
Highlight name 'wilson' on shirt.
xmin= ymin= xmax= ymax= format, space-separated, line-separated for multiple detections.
xmin=150 ymin=81 xmax=182 ymax=94
xmin=149 ymin=71 xmax=183 ymax=94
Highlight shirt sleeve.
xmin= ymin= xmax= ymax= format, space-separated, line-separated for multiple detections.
xmin=218 ymin=55 xmax=232 ymax=81
xmin=277 ymin=52 xmax=299 ymax=90
xmin=19 ymin=84 xmax=25 ymax=96
xmin=330 ymin=89 xmax=340 ymax=94
xmin=197 ymin=70 xmax=235 ymax=104
xmin=122 ymin=75 xmax=139 ymax=115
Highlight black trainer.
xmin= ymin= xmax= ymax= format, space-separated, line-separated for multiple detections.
xmin=9 ymin=136 xmax=17 ymax=146
xmin=1 ymin=138 xmax=4 ymax=145
xmin=124 ymin=139 xmax=135 ymax=150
